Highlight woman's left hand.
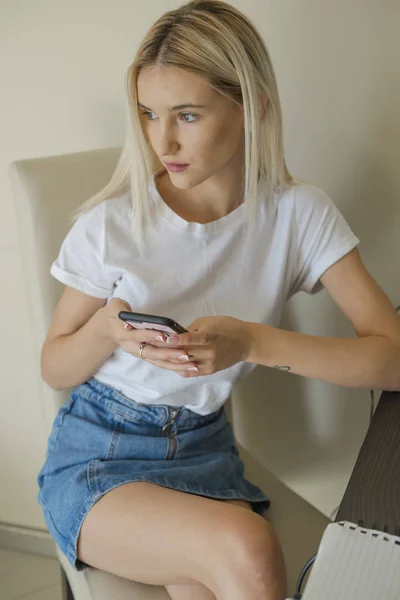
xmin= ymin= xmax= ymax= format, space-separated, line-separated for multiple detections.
xmin=153 ymin=316 xmax=252 ymax=377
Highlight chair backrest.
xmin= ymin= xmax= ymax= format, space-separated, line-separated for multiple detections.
xmin=9 ymin=146 xmax=121 ymax=434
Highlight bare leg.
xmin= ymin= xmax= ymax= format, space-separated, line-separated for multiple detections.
xmin=165 ymin=499 xmax=253 ymax=600
xmin=77 ymin=482 xmax=287 ymax=599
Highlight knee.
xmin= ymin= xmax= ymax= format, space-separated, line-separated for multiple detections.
xmin=221 ymin=513 xmax=286 ymax=583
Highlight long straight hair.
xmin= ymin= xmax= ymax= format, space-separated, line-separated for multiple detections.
xmin=72 ymin=0 xmax=295 ymax=255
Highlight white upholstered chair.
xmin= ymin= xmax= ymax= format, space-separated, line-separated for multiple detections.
xmin=9 ymin=146 xmax=330 ymax=599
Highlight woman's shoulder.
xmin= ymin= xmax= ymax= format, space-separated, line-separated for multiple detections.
xmin=279 ymin=179 xmax=332 ymax=207
xmin=73 ymin=191 xmax=132 ymax=230
xmin=77 ymin=192 xmax=133 ymax=241
xmin=276 ymin=179 xmax=336 ymax=224
xmin=102 ymin=190 xmax=133 ymax=221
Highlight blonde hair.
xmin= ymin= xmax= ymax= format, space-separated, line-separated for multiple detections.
xmin=72 ymin=0 xmax=295 ymax=254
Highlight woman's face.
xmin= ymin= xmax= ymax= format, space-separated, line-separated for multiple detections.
xmin=137 ymin=64 xmax=245 ymax=190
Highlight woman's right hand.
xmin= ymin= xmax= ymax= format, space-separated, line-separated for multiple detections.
xmin=102 ymin=298 xmax=197 ymax=375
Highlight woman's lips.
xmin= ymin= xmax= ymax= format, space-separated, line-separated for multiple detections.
xmin=165 ymin=163 xmax=189 ymax=172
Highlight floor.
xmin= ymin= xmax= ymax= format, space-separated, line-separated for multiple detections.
xmin=0 ymin=548 xmax=63 ymax=600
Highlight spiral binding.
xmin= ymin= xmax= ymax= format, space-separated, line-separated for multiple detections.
xmin=337 ymin=520 xmax=400 ymax=545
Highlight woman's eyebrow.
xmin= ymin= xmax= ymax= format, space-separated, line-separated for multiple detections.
xmin=138 ymin=102 xmax=207 ymax=111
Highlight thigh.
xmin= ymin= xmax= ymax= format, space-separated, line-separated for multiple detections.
xmin=165 ymin=498 xmax=254 ymax=600
xmin=77 ymin=482 xmax=260 ymax=592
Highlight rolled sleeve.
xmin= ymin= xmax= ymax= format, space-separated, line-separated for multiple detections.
xmin=291 ymin=184 xmax=360 ymax=296
xmin=50 ymin=202 xmax=117 ymax=299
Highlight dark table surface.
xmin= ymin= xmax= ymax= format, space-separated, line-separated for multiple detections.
xmin=335 ymin=390 xmax=400 ymax=536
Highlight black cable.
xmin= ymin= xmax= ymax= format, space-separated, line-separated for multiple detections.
xmin=295 ymin=553 xmax=317 ymax=596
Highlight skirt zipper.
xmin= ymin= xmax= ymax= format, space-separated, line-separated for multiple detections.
xmin=163 ymin=408 xmax=180 ymax=460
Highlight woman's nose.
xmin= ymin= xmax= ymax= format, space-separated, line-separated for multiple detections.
xmin=158 ymin=123 xmax=179 ymax=155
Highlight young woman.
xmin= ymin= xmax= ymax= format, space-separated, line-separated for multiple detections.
xmin=37 ymin=1 xmax=400 ymax=599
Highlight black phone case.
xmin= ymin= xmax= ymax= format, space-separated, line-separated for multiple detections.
xmin=118 ymin=311 xmax=188 ymax=335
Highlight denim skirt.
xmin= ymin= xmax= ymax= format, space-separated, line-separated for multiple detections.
xmin=37 ymin=377 xmax=270 ymax=571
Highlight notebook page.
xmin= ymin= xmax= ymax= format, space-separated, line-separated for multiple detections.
xmin=302 ymin=521 xmax=400 ymax=600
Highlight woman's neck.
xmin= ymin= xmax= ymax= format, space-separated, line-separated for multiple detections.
xmin=155 ymin=169 xmax=244 ymax=224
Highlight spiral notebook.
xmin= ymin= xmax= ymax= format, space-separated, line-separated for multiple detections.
xmin=301 ymin=521 xmax=400 ymax=600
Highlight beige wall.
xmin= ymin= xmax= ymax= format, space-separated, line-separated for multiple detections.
xmin=0 ymin=0 xmax=399 ymax=531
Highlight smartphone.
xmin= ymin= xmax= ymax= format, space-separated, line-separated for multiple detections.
xmin=118 ymin=311 xmax=188 ymax=339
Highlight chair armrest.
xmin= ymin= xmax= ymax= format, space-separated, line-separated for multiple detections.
xmin=335 ymin=390 xmax=400 ymax=536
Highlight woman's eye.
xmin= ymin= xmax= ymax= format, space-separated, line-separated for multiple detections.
xmin=180 ymin=113 xmax=199 ymax=123
xmin=140 ymin=111 xmax=198 ymax=123
xmin=141 ymin=110 xmax=156 ymax=120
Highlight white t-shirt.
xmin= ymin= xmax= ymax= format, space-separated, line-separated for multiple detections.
xmin=50 ymin=174 xmax=360 ymax=415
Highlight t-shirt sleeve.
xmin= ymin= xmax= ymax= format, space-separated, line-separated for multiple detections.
xmin=50 ymin=201 xmax=117 ymax=298
xmin=289 ymin=184 xmax=360 ymax=296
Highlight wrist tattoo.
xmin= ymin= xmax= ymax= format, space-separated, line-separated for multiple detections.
xmin=272 ymin=365 xmax=291 ymax=372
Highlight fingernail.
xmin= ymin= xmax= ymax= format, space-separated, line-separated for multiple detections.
xmin=155 ymin=335 xmax=165 ymax=341
xmin=177 ymin=354 xmax=190 ymax=361
xmin=187 ymin=366 xmax=199 ymax=372
xmin=167 ymin=336 xmax=180 ymax=344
